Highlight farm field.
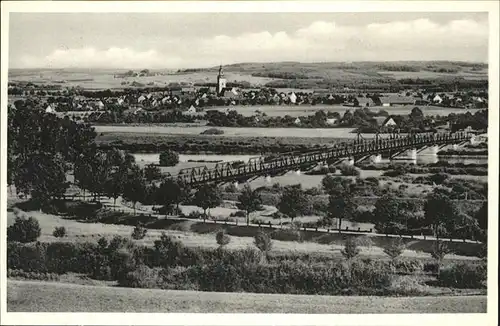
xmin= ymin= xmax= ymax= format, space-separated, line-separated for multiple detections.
xmin=7 ymin=280 xmax=487 ymax=313
xmin=8 ymin=69 xmax=276 ymax=90
xmin=94 ymin=125 xmax=361 ymax=138
xmin=9 ymin=61 xmax=488 ymax=91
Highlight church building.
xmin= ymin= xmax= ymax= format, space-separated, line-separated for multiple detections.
xmin=216 ymin=65 xmax=227 ymax=96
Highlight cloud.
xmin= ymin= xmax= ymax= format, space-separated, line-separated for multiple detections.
xmin=20 ymin=47 xmax=183 ymax=69
xmin=15 ymin=18 xmax=488 ymax=69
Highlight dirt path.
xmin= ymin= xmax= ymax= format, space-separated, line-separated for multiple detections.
xmin=7 ymin=280 xmax=487 ymax=313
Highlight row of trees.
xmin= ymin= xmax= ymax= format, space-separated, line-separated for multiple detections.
xmin=8 ymin=100 xmax=97 ymax=206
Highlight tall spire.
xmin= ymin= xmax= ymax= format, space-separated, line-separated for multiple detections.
xmin=219 ymin=64 xmax=224 ymax=76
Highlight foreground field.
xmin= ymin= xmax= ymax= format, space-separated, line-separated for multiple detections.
xmin=7 ymin=280 xmax=487 ymax=313
xmin=5 ymin=204 xmax=480 ymax=260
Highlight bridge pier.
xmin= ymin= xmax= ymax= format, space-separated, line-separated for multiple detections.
xmin=370 ymin=154 xmax=382 ymax=164
xmin=408 ymin=148 xmax=417 ymax=160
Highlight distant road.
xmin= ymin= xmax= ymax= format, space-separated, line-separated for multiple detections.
xmin=7 ymin=280 xmax=487 ymax=313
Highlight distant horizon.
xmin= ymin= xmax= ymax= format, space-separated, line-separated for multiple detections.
xmin=8 ymin=59 xmax=489 ymax=72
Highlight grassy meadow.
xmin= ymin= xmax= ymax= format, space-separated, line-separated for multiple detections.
xmin=7 ymin=280 xmax=487 ymax=313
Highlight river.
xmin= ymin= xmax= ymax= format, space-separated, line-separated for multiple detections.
xmin=133 ymin=153 xmax=488 ymax=166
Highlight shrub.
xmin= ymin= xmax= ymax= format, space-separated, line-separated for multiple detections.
xmin=215 ymin=230 xmax=231 ymax=248
xmin=341 ymin=237 xmax=361 ymax=260
xmin=201 ymin=128 xmax=224 ymax=135
xmin=7 ymin=269 xmax=60 ymax=281
xmin=438 ymin=262 xmax=486 ymax=288
xmin=340 ymin=164 xmax=360 ymax=177
xmin=118 ymin=264 xmax=161 ymax=288
xmin=7 ymin=216 xmax=41 ymax=243
xmin=159 ymin=150 xmax=179 ymax=167
xmin=52 ymin=226 xmax=67 ymax=238
xmin=187 ymin=211 xmax=203 ymax=219
xmin=429 ymin=173 xmax=449 ymax=185
xmin=391 ymin=259 xmax=423 ymax=274
xmin=383 ymin=170 xmax=404 ymax=177
xmin=383 ymin=238 xmax=406 ymax=261
xmin=254 ymin=231 xmax=272 ymax=255
xmin=131 ymin=225 xmax=148 ymax=240
xmin=423 ymin=262 xmax=439 ymax=274
xmin=229 ymin=210 xmax=246 ymax=218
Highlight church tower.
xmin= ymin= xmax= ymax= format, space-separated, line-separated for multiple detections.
xmin=216 ymin=65 xmax=227 ymax=96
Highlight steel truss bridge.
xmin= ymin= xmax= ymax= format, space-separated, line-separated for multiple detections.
xmin=172 ymin=131 xmax=474 ymax=187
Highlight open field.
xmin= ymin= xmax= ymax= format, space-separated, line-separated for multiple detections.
xmin=6 ymin=201 xmax=481 ymax=260
xmin=7 ymin=280 xmax=487 ymax=313
xmin=8 ymin=69 xmax=276 ymax=90
xmin=9 ymin=61 xmax=487 ymax=90
xmin=94 ymin=125 xmax=361 ymax=138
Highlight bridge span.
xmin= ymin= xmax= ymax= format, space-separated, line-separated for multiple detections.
xmin=172 ymin=131 xmax=474 ymax=186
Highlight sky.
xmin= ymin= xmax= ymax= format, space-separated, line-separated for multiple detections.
xmin=9 ymin=12 xmax=489 ymax=69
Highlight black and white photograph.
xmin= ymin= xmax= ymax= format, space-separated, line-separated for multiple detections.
xmin=1 ymin=1 xmax=498 ymax=325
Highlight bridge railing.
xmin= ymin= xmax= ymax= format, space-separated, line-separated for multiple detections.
xmin=173 ymin=131 xmax=471 ymax=185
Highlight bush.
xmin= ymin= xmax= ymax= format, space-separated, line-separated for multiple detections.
xmin=118 ymin=264 xmax=161 ymax=288
xmin=438 ymin=262 xmax=486 ymax=288
xmin=201 ymin=128 xmax=224 ymax=135
xmin=167 ymin=259 xmax=392 ymax=295
xmin=131 ymin=225 xmax=148 ymax=240
xmin=341 ymin=237 xmax=361 ymax=260
xmin=340 ymin=165 xmax=360 ymax=177
xmin=229 ymin=210 xmax=246 ymax=218
xmin=215 ymin=230 xmax=231 ymax=248
xmin=52 ymin=226 xmax=67 ymax=238
xmin=429 ymin=173 xmax=449 ymax=185
xmin=7 ymin=216 xmax=41 ymax=243
xmin=7 ymin=269 xmax=60 ymax=281
xmin=159 ymin=150 xmax=179 ymax=167
xmin=383 ymin=238 xmax=406 ymax=261
xmin=254 ymin=231 xmax=272 ymax=254
xmin=391 ymin=259 xmax=423 ymax=275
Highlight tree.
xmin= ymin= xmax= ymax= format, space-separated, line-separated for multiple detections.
xmin=216 ymin=229 xmax=231 ymax=249
xmin=158 ymin=178 xmax=191 ymax=215
xmin=475 ymin=201 xmax=488 ymax=231
xmin=254 ymin=230 xmax=272 ymax=261
xmin=131 ymin=224 xmax=148 ymax=240
xmin=7 ymin=216 xmax=41 ymax=243
xmin=194 ymin=184 xmax=223 ymax=219
xmin=277 ymin=184 xmax=308 ymax=222
xmin=15 ymin=153 xmax=69 ymax=207
xmin=323 ymin=176 xmax=355 ymax=229
xmin=159 ymin=150 xmax=179 ymax=167
xmin=237 ymin=184 xmax=262 ymax=225
xmin=424 ymin=192 xmax=459 ymax=238
xmin=410 ymin=107 xmax=423 ymax=120
xmin=383 ymin=238 xmax=406 ymax=261
xmin=431 ymin=240 xmax=451 ymax=276
xmin=104 ymin=166 xmax=127 ymax=210
xmin=123 ymin=165 xmax=146 ymax=216
xmin=53 ymin=226 xmax=67 ymax=238
xmin=144 ymin=164 xmax=161 ymax=182
xmin=341 ymin=237 xmax=361 ymax=260
xmin=373 ymin=195 xmax=403 ymax=234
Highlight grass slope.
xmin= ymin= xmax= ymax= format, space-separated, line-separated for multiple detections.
xmin=7 ymin=280 xmax=487 ymax=313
